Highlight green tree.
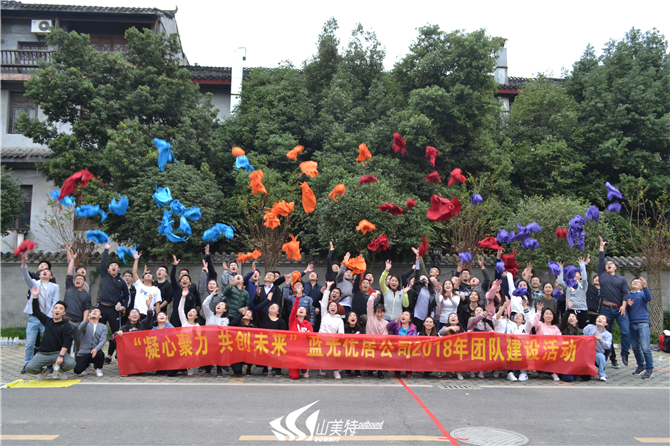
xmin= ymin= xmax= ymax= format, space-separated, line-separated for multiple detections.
xmin=0 ymin=166 xmax=22 ymax=236
xmin=565 ymin=28 xmax=670 ymax=201
xmin=17 ymin=28 xmax=225 ymax=256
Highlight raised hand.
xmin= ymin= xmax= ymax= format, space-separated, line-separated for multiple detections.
xmin=329 ymin=241 xmax=334 ymax=251
xmin=402 ymin=284 xmax=411 ymax=293
xmin=306 ymin=263 xmax=314 ymax=272
xmin=325 ymin=281 xmax=335 ymax=290
xmin=31 ymin=286 xmax=39 ymax=298
xmin=585 ymin=254 xmax=591 ymax=265
xmin=536 ymin=301 xmax=544 ymax=312
xmin=284 ymin=273 xmax=292 ymax=284
xmin=478 ymin=257 xmax=485 ymax=269
xmin=172 ymin=255 xmax=180 ymax=266
xmin=205 ymin=244 xmax=210 ymax=255
xmin=599 ymin=236 xmax=606 ymax=249
xmin=385 ymin=259 xmax=392 ymax=271
xmin=557 ymin=261 xmax=564 ymax=268
xmin=133 ymin=251 xmax=141 ymax=260
xmin=105 ymin=243 xmax=111 ymax=250
xmin=147 ymin=296 xmax=154 ymax=309
xmin=496 ymin=249 xmax=503 ymax=259
xmin=343 ymin=252 xmax=351 ymax=262
xmin=640 ymin=277 xmax=647 ymax=288
xmin=222 ymin=261 xmax=228 ymax=270
xmin=182 ymin=288 xmax=189 ymax=297
xmin=202 ymin=259 xmax=208 ymax=272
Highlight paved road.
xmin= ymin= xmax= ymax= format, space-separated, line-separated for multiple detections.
xmin=2 ymin=382 xmax=669 ymax=445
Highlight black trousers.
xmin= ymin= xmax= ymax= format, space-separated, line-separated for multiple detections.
xmin=74 ymin=353 xmax=105 ymax=374
xmin=97 ymin=304 xmax=120 ymax=356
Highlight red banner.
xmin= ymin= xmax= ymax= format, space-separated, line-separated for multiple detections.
xmin=116 ymin=327 xmax=596 ymax=376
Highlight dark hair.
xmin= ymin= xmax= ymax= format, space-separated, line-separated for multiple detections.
xmin=108 ymin=261 xmax=119 ymax=268
xmin=561 ymin=309 xmax=578 ymax=332
xmin=74 ymin=274 xmax=86 ymax=282
xmin=360 ymin=278 xmax=370 ymax=285
xmin=157 ymin=265 xmax=168 ymax=273
xmin=364 ymin=272 xmax=374 ymax=280
xmin=346 ymin=312 xmax=361 ymax=329
xmin=180 ymin=274 xmax=192 ymax=283
xmin=53 ymin=300 xmax=67 ymax=310
xmin=214 ymin=301 xmax=229 ymax=318
xmin=469 ymin=290 xmax=480 ymax=301
xmin=374 ymin=303 xmax=386 ymax=313
xmin=39 ymin=260 xmax=52 ymax=270
xmin=542 ymin=282 xmax=554 ymax=294
xmin=271 ymin=271 xmax=280 ymax=276
xmin=540 ymin=307 xmax=557 ymax=326
xmin=461 ymin=268 xmax=471 ymax=274
xmin=598 ymin=313 xmax=609 ymax=325
xmin=229 ymin=261 xmax=238 ymax=267
xmin=76 ymin=266 xmax=87 ymax=273
xmin=421 ymin=316 xmax=438 ymax=336
xmin=179 ymin=268 xmax=189 ymax=275
xmin=431 ymin=266 xmax=441 ymax=275
xmin=476 ymin=305 xmax=486 ymax=312
xmin=123 ymin=270 xmax=132 ymax=277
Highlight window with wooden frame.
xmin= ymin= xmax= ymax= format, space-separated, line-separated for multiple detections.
xmin=9 ymin=92 xmax=38 ymax=134
xmin=14 ymin=185 xmax=33 ymax=231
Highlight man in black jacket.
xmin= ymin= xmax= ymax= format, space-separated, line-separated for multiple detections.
xmin=25 ymin=287 xmax=75 ymax=380
xmin=98 ymin=244 xmax=127 ymax=365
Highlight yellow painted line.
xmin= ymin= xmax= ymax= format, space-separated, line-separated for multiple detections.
xmin=239 ymin=435 xmax=450 ymax=441
xmin=635 ymin=439 xmax=670 ymax=444
xmin=0 ymin=435 xmax=59 ymax=440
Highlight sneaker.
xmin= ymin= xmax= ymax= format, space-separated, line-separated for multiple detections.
xmin=551 ymin=373 xmax=560 ymax=382
xmin=36 ymin=367 xmax=49 ymax=381
xmin=621 ymin=355 xmax=628 ymax=366
xmin=632 ymin=365 xmax=645 ymax=376
xmin=95 ymin=369 xmax=103 ymax=377
xmin=104 ymin=356 xmax=112 ymax=365
xmin=493 ymin=370 xmax=500 ymax=378
xmin=319 ymin=370 xmax=326 ymax=376
xmin=57 ymin=372 xmax=69 ymax=380
xmin=216 ymin=371 xmax=223 ymax=378
xmin=611 ymin=360 xmax=620 ymax=369
xmin=333 ymin=371 xmax=341 ymax=380
xmin=406 ymin=373 xmax=412 ymax=379
xmin=356 ymin=372 xmax=362 ymax=378
xmin=507 ymin=372 xmax=518 ymax=382
xmin=599 ymin=376 xmax=607 ymax=382
xmin=377 ymin=371 xmax=384 ymax=380
xmin=456 ymin=373 xmax=464 ymax=380
xmin=436 ymin=372 xmax=444 ymax=379
xmin=518 ymin=372 xmax=529 ymax=382
xmin=642 ymin=370 xmax=653 ymax=379
xmin=303 ymin=372 xmax=310 ymax=379
xmin=274 ymin=371 xmax=282 ymax=377
xmin=478 ymin=372 xmax=485 ymax=379
xmin=469 ymin=372 xmax=475 ymax=378
xmin=245 ymin=366 xmax=252 ymax=376
xmin=20 ymin=365 xmax=27 ymax=374
xmin=262 ymin=367 xmax=268 ymax=375
xmin=78 ymin=368 xmax=89 ymax=376
xmin=187 ymin=369 xmax=193 ymax=376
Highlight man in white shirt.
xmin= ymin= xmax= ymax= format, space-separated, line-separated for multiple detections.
xmin=132 ymin=252 xmax=161 ymax=319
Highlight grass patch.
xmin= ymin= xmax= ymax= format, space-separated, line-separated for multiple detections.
xmin=1 ymin=328 xmax=25 ymax=339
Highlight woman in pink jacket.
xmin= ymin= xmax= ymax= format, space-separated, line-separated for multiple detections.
xmin=533 ymin=301 xmax=562 ymax=381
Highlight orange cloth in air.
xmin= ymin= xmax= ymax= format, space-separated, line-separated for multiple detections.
xmin=282 ymin=235 xmax=302 ymax=261
xmin=264 ymin=212 xmax=280 ymax=229
xmin=342 ymin=254 xmax=367 ymax=275
xmin=299 ymin=161 xmax=319 ymax=177
xmin=237 ymin=249 xmax=262 ymax=264
xmin=248 ymin=170 xmax=267 ymax=195
xmin=356 ymin=219 xmax=377 ymax=235
xmin=328 ymin=184 xmax=346 ymax=202
xmin=301 ymin=182 xmax=316 ymax=213
xmin=357 ymin=143 xmax=372 ymax=165
xmin=271 ymin=200 xmax=295 ymax=217
xmin=286 ymin=145 xmax=304 ymax=161
xmin=232 ymin=147 xmax=245 ymax=157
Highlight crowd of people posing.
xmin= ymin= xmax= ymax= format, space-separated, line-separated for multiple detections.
xmin=20 ymin=236 xmax=655 ymax=382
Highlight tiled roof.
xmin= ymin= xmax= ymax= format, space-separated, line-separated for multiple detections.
xmin=498 ymin=76 xmax=564 ymax=91
xmin=0 ymin=1 xmax=176 ymax=17
xmin=186 ymin=66 xmax=252 ymax=80
xmin=0 ymin=250 xmax=655 ymax=270
xmin=1 ymin=147 xmax=53 ymax=158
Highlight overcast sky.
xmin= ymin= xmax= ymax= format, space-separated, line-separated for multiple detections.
xmin=31 ymin=0 xmax=669 ymax=78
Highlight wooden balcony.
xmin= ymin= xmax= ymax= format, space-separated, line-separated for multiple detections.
xmin=1 ymin=50 xmax=53 ymax=75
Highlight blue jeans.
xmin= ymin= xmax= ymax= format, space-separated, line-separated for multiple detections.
xmin=25 ymin=315 xmax=45 ymax=366
xmin=602 ymin=306 xmax=630 ymax=357
xmin=630 ymin=322 xmax=653 ymax=372
xmin=595 ymin=352 xmax=607 ymax=378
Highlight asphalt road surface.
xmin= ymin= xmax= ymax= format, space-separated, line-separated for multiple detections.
xmin=2 ymin=381 xmax=669 ymax=445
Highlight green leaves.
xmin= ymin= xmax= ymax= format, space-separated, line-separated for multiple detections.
xmin=0 ymin=166 xmax=22 ymax=237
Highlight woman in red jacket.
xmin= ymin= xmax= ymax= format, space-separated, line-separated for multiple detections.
xmin=288 ymin=297 xmax=314 ymax=380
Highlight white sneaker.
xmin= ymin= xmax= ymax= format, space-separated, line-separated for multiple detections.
xmin=319 ymin=370 xmax=326 ymax=376
xmin=302 ymin=372 xmax=309 ymax=379
xmin=456 ymin=373 xmax=464 ymax=380
xmin=78 ymin=368 xmax=89 ymax=376
xmin=333 ymin=371 xmax=341 ymax=380
xmin=518 ymin=372 xmax=529 ymax=382
xmin=551 ymin=373 xmax=560 ymax=382
xmin=469 ymin=372 xmax=475 ymax=378
xmin=187 ymin=369 xmax=193 ymax=376
xmin=507 ymin=372 xmax=518 ymax=382
xmin=95 ymin=369 xmax=103 ymax=377
xmin=478 ymin=371 xmax=485 ymax=379
xmin=36 ymin=367 xmax=49 ymax=381
xmin=599 ymin=376 xmax=607 ymax=382
xmin=493 ymin=370 xmax=500 ymax=378
xmin=58 ymin=372 xmax=69 ymax=380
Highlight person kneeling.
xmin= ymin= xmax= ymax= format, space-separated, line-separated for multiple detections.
xmin=74 ymin=309 xmax=107 ymax=377
xmin=25 ymin=287 xmax=75 ymax=380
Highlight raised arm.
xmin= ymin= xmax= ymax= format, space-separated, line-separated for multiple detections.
xmin=20 ymin=252 xmax=36 ymax=289
xmin=479 ymin=258 xmax=491 ymax=290
xmin=201 ymin=292 xmax=216 ymax=319
xmin=178 ymin=289 xmax=188 ymax=326
xmin=485 ymin=279 xmax=501 ymax=319
xmin=132 ymin=251 xmax=141 ymax=283
xmin=598 ymin=236 xmax=606 ymax=276
xmin=380 ymin=260 xmax=391 ymax=294
xmin=100 ymin=245 xmax=110 ymax=278
xmin=204 ymin=244 xmax=217 ymax=280
xmin=467 ymin=314 xmax=484 ymax=331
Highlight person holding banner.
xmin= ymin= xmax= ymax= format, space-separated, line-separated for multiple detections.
xmin=201 ymin=287 xmax=229 ymax=377
xmin=288 ymin=297 xmax=314 ymax=380
xmin=320 ymin=282 xmax=345 ymax=379
xmin=257 ymin=292 xmax=287 ymax=377
xmin=387 ymin=310 xmax=418 ymax=378
xmin=534 ymin=301 xmax=562 ymax=381
xmin=229 ymin=306 xmax=255 ymax=376
xmin=437 ymin=313 xmax=464 ymax=380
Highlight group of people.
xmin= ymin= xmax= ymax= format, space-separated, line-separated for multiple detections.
xmin=20 ymin=236 xmax=655 ymax=382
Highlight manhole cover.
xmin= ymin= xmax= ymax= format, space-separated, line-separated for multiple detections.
xmin=450 ymin=427 xmax=529 ymax=446
xmin=437 ymin=383 xmax=481 ymax=390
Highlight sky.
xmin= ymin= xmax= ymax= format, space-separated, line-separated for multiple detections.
xmin=26 ymin=0 xmax=670 ymax=78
